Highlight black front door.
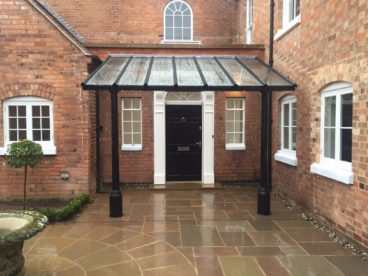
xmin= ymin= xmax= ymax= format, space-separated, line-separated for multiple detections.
xmin=166 ymin=105 xmax=202 ymax=181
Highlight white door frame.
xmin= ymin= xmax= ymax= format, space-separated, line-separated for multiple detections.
xmin=153 ymin=91 xmax=215 ymax=185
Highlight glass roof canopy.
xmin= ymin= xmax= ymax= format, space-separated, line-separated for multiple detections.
xmin=82 ymin=55 xmax=296 ymax=92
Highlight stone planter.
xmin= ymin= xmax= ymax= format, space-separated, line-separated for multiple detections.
xmin=0 ymin=211 xmax=48 ymax=276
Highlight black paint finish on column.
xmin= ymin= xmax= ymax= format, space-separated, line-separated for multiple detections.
xmin=109 ymin=90 xmax=123 ymax=217
xmin=258 ymin=89 xmax=271 ymax=215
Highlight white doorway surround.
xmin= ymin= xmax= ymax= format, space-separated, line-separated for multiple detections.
xmin=154 ymin=91 xmax=215 ymax=185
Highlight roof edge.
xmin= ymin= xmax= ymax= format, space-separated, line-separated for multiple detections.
xmin=84 ymin=42 xmax=265 ymax=50
xmin=26 ymin=0 xmax=91 ymax=57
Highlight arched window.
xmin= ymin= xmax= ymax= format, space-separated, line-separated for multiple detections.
xmin=1 ymin=97 xmax=56 ymax=155
xmin=164 ymin=0 xmax=193 ymax=41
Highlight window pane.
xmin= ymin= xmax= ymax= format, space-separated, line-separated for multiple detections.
xmin=183 ymin=16 xmax=191 ymax=27
xmin=42 ymin=118 xmax=50 ymax=129
xmin=9 ymin=106 xmax=17 ymax=116
xmin=33 ymin=130 xmax=41 ymax=141
xmin=10 ymin=130 xmax=17 ymax=141
xmin=123 ymin=122 xmax=132 ymax=132
xmin=292 ymin=127 xmax=296 ymax=150
xmin=174 ymin=15 xmax=182 ymax=28
xmin=42 ymin=130 xmax=50 ymax=141
xmin=324 ymin=96 xmax=336 ymax=127
xmin=226 ymin=121 xmax=234 ymax=132
xmin=183 ymin=28 xmax=191 ymax=40
xmin=226 ymin=133 xmax=234 ymax=144
xmin=234 ymin=110 xmax=243 ymax=121
xmin=132 ymin=98 xmax=141 ymax=109
xmin=133 ymin=122 xmax=141 ymax=132
xmin=283 ymin=103 xmax=289 ymax=126
xmin=227 ymin=99 xmax=235 ymax=109
xmin=123 ymin=99 xmax=131 ymax=109
xmin=183 ymin=8 xmax=191 ymax=15
xmin=18 ymin=118 xmax=26 ymax=129
xmin=9 ymin=118 xmax=17 ymax=129
xmin=33 ymin=118 xmax=40 ymax=129
xmin=234 ymin=99 xmax=243 ymax=109
xmin=341 ymin=129 xmax=352 ymax=162
xmin=18 ymin=106 xmax=26 ymax=116
xmin=234 ymin=121 xmax=243 ymax=132
xmin=42 ymin=106 xmax=50 ymax=116
xmin=324 ymin=128 xmax=335 ymax=158
xmin=166 ymin=28 xmax=174 ymax=39
xmin=32 ymin=106 xmax=40 ymax=116
xmin=233 ymin=133 xmax=242 ymax=143
xmin=283 ymin=127 xmax=289 ymax=149
xmin=123 ymin=110 xmax=132 ymax=121
xmin=292 ymin=102 xmax=297 ymax=126
xmin=174 ymin=28 xmax=183 ymax=40
xmin=133 ymin=110 xmax=141 ymax=121
xmin=165 ymin=15 xmax=173 ymax=27
xmin=133 ymin=134 xmax=142 ymax=144
xmin=124 ymin=134 xmax=132 ymax=144
xmin=19 ymin=130 xmax=26 ymax=140
xmin=341 ymin=93 xmax=352 ymax=127
xmin=226 ymin=110 xmax=234 ymax=121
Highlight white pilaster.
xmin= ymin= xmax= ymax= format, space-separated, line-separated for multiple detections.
xmin=153 ymin=91 xmax=166 ymax=184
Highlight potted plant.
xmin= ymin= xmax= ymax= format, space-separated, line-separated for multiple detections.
xmin=6 ymin=140 xmax=44 ymax=210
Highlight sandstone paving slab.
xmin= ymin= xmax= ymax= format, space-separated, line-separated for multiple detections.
xmin=127 ymin=240 xmax=175 ymax=259
xmin=136 ymin=250 xmax=190 ymax=270
xmin=59 ymin=239 xmax=108 ymax=260
xmin=249 ymin=220 xmax=282 ymax=231
xmin=215 ymin=220 xmax=256 ymax=232
xmin=256 ymin=256 xmax=291 ymax=276
xmin=219 ymin=256 xmax=264 ymax=276
xmin=101 ymin=228 xmax=141 ymax=245
xmin=151 ymin=232 xmax=182 ymax=246
xmin=87 ymin=260 xmax=141 ymax=276
xmin=143 ymin=263 xmax=197 ymax=276
xmin=24 ymin=255 xmax=80 ymax=275
xmin=116 ymin=234 xmax=158 ymax=251
xmin=247 ymin=231 xmax=297 ymax=246
xmin=27 ymin=237 xmax=76 ymax=256
xmin=219 ymin=232 xmax=256 ymax=246
xmin=279 ymin=246 xmax=308 ymax=256
xmin=195 ymin=256 xmax=224 ymax=276
xmin=238 ymin=246 xmax=285 ymax=256
xmin=326 ymin=256 xmax=368 ymax=276
xmin=181 ymin=225 xmax=224 ymax=246
xmin=284 ymin=229 xmax=332 ymax=242
xmin=193 ymin=246 xmax=239 ymax=256
xmin=278 ymin=256 xmax=344 ymax=276
xmin=299 ymin=242 xmax=353 ymax=256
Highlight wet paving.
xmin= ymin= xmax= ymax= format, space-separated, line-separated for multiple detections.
xmin=24 ymin=186 xmax=368 ymax=275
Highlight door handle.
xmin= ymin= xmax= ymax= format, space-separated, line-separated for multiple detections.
xmin=195 ymin=141 xmax=202 ymax=148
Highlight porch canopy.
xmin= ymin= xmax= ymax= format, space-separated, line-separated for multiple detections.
xmin=82 ymin=55 xmax=296 ymax=91
xmin=82 ymin=54 xmax=296 ymax=218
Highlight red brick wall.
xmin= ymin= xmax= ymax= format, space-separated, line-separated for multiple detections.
xmin=99 ymin=91 xmax=154 ymax=184
xmin=253 ymin=0 xmax=368 ymax=246
xmin=43 ymin=0 xmax=242 ymax=44
xmin=215 ymin=92 xmax=261 ymax=182
xmin=0 ymin=0 xmax=93 ymax=198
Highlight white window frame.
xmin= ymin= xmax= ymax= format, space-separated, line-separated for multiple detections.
xmin=163 ymin=0 xmax=194 ymax=43
xmin=275 ymin=95 xmax=297 ymax=166
xmin=121 ymin=98 xmax=142 ymax=151
xmin=275 ymin=0 xmax=301 ymax=40
xmin=225 ymin=98 xmax=246 ymax=150
xmin=246 ymin=0 xmax=253 ymax=44
xmin=1 ymin=97 xmax=56 ymax=155
xmin=310 ymin=83 xmax=354 ymax=184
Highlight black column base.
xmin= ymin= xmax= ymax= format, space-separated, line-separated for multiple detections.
xmin=109 ymin=189 xmax=123 ymax=217
xmin=257 ymin=187 xmax=270 ymax=215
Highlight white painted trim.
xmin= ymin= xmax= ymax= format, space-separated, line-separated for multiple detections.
xmin=121 ymin=144 xmax=142 ymax=151
xmin=246 ymin=0 xmax=253 ymax=44
xmin=275 ymin=14 xmax=301 ymax=40
xmin=163 ymin=0 xmax=193 ymax=42
xmin=226 ymin=144 xmax=246 ymax=151
xmin=280 ymin=96 xmax=297 ymax=151
xmin=153 ymin=91 xmax=215 ymax=185
xmin=161 ymin=40 xmax=202 ymax=45
xmin=2 ymin=97 xmax=56 ymax=156
xmin=274 ymin=150 xmax=297 ymax=166
xmin=310 ymin=162 xmax=354 ymax=185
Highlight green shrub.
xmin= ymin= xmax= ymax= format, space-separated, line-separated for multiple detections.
xmin=37 ymin=194 xmax=90 ymax=222
xmin=6 ymin=140 xmax=44 ymax=210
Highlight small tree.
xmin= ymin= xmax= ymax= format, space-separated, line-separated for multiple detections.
xmin=6 ymin=140 xmax=43 ymax=210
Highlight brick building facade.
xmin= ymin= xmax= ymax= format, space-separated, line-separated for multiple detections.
xmin=0 ymin=0 xmax=367 ymax=248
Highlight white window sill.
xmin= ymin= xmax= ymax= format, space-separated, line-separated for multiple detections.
xmin=121 ymin=144 xmax=142 ymax=151
xmin=274 ymin=150 xmax=297 ymax=166
xmin=0 ymin=145 xmax=57 ymax=156
xmin=226 ymin=144 xmax=246 ymax=151
xmin=274 ymin=14 xmax=301 ymax=40
xmin=310 ymin=162 xmax=354 ymax=185
xmin=160 ymin=40 xmax=202 ymax=45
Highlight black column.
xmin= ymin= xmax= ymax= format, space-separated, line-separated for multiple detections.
xmin=257 ymin=89 xmax=271 ymax=215
xmin=95 ymin=90 xmax=102 ymax=193
xmin=109 ymin=90 xmax=123 ymax=217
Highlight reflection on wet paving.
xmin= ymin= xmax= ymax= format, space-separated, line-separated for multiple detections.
xmin=24 ymin=186 xmax=368 ymax=275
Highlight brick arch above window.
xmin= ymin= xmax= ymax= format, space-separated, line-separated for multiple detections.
xmin=0 ymin=83 xmax=56 ymax=102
